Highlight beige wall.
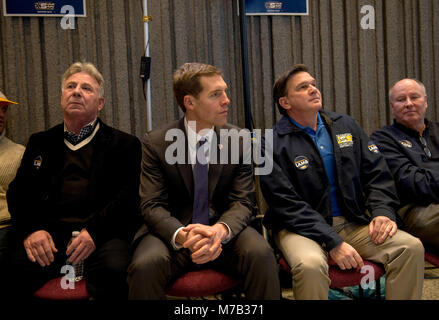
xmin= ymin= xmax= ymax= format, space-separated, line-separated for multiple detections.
xmin=1 ymin=0 xmax=438 ymax=146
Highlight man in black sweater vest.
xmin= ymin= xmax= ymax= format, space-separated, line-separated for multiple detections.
xmin=6 ymin=62 xmax=141 ymax=299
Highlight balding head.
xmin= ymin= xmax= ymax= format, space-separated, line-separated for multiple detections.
xmin=389 ymin=79 xmax=426 ymax=103
xmin=389 ymin=78 xmax=428 ymax=134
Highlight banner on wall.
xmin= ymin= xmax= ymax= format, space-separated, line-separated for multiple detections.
xmin=245 ymin=0 xmax=308 ymax=15
xmin=2 ymin=0 xmax=86 ymax=17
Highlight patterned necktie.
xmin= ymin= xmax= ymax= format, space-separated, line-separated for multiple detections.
xmin=64 ymin=123 xmax=95 ymax=145
xmin=192 ymin=138 xmax=209 ymax=225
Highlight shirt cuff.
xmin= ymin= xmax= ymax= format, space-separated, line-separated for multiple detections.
xmin=219 ymin=222 xmax=232 ymax=244
xmin=171 ymin=227 xmax=185 ymax=250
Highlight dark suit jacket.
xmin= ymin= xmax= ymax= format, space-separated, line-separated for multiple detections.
xmin=7 ymin=118 xmax=142 ymax=245
xmin=134 ymin=118 xmax=257 ymax=246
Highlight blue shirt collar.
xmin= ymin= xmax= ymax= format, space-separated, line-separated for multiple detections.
xmin=288 ymin=113 xmax=323 ymax=134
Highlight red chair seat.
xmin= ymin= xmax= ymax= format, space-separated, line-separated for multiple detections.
xmin=166 ymin=269 xmax=240 ymax=297
xmin=425 ymin=251 xmax=439 ymax=267
xmin=33 ymin=277 xmax=91 ymax=300
xmin=327 ymin=257 xmax=385 ymax=288
xmin=278 ymin=255 xmax=385 ymax=289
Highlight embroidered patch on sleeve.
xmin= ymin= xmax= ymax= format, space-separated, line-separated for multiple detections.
xmin=400 ymin=140 xmax=412 ymax=148
xmin=368 ymin=143 xmax=379 ymax=153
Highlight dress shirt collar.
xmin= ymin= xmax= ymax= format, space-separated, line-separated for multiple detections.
xmin=184 ymin=116 xmax=214 ymax=165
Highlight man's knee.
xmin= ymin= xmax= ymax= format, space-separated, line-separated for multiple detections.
xmin=247 ymin=244 xmax=276 ymax=268
xmin=292 ymin=253 xmax=328 ymax=278
xmin=402 ymin=235 xmax=424 ymax=258
xmin=239 ymin=231 xmax=277 ymax=269
xmin=95 ymin=239 xmax=131 ymax=275
xmin=128 ymin=248 xmax=169 ymax=280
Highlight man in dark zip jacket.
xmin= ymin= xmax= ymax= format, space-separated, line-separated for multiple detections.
xmin=260 ymin=64 xmax=424 ymax=300
xmin=371 ymin=78 xmax=439 ymax=254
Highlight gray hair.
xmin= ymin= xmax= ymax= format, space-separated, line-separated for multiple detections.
xmin=62 ymin=62 xmax=104 ymax=98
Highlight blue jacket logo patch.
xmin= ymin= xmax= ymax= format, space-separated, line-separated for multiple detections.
xmin=400 ymin=140 xmax=412 ymax=148
xmin=368 ymin=143 xmax=379 ymax=153
xmin=336 ymin=133 xmax=354 ymax=148
xmin=33 ymin=156 xmax=42 ymax=170
xmin=294 ymin=156 xmax=309 ymax=170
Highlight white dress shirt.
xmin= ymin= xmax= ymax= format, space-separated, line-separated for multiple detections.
xmin=171 ymin=117 xmax=232 ymax=250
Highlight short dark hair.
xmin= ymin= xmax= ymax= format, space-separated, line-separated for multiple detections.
xmin=173 ymin=62 xmax=223 ymax=112
xmin=273 ymin=64 xmax=309 ymax=116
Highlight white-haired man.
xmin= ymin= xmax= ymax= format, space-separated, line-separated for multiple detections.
xmin=372 ymin=78 xmax=439 ymax=254
xmin=7 ymin=62 xmax=141 ymax=299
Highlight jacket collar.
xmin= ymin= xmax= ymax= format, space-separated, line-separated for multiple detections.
xmin=393 ymin=118 xmax=430 ymax=138
xmin=276 ymin=109 xmax=341 ymax=136
xmin=49 ymin=117 xmax=110 ymax=145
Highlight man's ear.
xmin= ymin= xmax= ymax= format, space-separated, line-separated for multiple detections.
xmin=278 ymin=97 xmax=290 ymax=111
xmin=184 ymin=95 xmax=195 ymax=111
xmin=97 ymin=97 xmax=105 ymax=112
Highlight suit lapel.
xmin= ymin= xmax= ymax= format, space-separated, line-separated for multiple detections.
xmin=208 ymin=126 xmax=223 ymax=201
xmin=47 ymin=124 xmax=67 ymax=188
xmin=88 ymin=119 xmax=111 ymax=200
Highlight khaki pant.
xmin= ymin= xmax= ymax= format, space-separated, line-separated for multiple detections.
xmin=398 ymin=203 xmax=439 ymax=252
xmin=275 ymin=216 xmax=424 ymax=300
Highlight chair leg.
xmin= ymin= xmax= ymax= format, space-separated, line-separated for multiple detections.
xmin=375 ymin=278 xmax=381 ymax=300
xmin=358 ymin=285 xmax=364 ymax=299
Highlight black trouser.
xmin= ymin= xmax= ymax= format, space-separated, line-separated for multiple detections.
xmin=127 ymin=226 xmax=281 ymax=300
xmin=0 ymin=226 xmax=15 ymax=300
xmin=10 ymin=234 xmax=131 ymax=300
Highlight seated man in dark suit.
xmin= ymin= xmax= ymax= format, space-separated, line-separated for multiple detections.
xmin=7 ymin=61 xmax=141 ymax=299
xmin=127 ymin=62 xmax=280 ymax=300
xmin=371 ymin=78 xmax=439 ymax=253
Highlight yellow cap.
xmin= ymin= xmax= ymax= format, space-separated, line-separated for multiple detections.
xmin=0 ymin=91 xmax=18 ymax=106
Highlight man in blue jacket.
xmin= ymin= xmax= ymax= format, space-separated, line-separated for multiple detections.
xmin=371 ymin=78 xmax=439 ymax=253
xmin=260 ymin=64 xmax=424 ymax=300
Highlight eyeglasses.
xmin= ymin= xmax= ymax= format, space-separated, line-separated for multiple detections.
xmin=419 ymin=136 xmax=432 ymax=159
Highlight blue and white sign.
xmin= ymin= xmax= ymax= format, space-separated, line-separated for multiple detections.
xmin=2 ymin=0 xmax=86 ymax=17
xmin=245 ymin=0 xmax=308 ymax=16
